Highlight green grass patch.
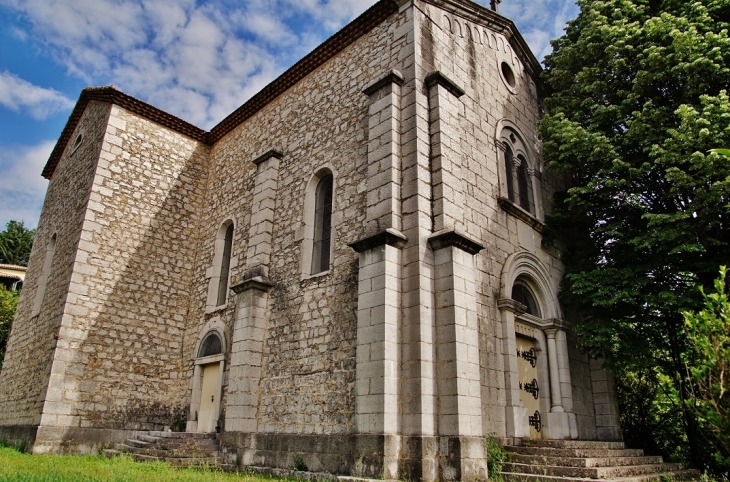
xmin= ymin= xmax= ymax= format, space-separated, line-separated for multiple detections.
xmin=0 ymin=446 xmax=289 ymax=482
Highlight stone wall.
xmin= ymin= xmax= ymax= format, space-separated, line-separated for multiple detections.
xmin=0 ymin=101 xmax=111 ymax=432
xmin=30 ymin=104 xmax=209 ymax=452
xmin=0 ymin=0 xmax=623 ymax=468
xmin=415 ymin=1 xmax=600 ymax=438
xmin=193 ymin=6 xmax=413 ymax=441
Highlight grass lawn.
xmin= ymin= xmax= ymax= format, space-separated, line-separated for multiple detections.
xmin=0 ymin=446 xmax=290 ymax=482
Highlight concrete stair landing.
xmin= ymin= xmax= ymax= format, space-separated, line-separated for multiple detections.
xmin=105 ymin=431 xmax=222 ymax=468
xmin=502 ymin=440 xmax=699 ymax=482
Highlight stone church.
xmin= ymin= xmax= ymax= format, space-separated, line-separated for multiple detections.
xmin=0 ymin=0 xmax=623 ymax=479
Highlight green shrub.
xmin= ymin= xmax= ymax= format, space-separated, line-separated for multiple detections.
xmin=485 ymin=432 xmax=506 ymax=482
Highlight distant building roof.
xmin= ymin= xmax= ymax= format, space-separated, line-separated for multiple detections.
xmin=0 ymin=264 xmax=26 ymax=283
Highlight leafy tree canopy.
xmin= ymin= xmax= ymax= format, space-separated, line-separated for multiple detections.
xmin=0 ymin=285 xmax=19 ymax=373
xmin=0 ymin=221 xmax=35 ymax=267
xmin=540 ymin=0 xmax=730 ymax=468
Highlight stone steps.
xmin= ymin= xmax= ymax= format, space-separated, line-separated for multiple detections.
xmin=116 ymin=444 xmax=219 ymax=458
xmin=506 ymin=446 xmax=646 ymax=458
xmin=510 ymin=454 xmax=665 ymax=468
xmin=130 ymin=453 xmax=219 ymax=467
xmin=501 ymin=470 xmax=700 ymax=482
xmin=246 ymin=466 xmax=399 ymax=482
xmin=503 ymin=462 xmax=684 ymax=478
xmin=523 ymin=440 xmax=626 ymax=450
xmin=108 ymin=430 xmax=221 ymax=468
xmin=502 ymin=440 xmax=699 ymax=482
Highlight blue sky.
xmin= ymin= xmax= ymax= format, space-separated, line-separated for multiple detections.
xmin=0 ymin=0 xmax=578 ymax=229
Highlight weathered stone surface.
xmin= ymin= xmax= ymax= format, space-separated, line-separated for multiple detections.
xmin=0 ymin=0 xmax=622 ymax=479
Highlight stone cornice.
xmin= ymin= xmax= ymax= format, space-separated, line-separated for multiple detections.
xmin=252 ymin=148 xmax=284 ymax=166
xmin=231 ymin=276 xmax=274 ymax=294
xmin=363 ymin=69 xmax=405 ymax=96
xmin=348 ymin=228 xmax=408 ymax=253
xmin=424 ymin=71 xmax=465 ymax=98
xmin=427 ymin=229 xmax=484 ymax=254
xmin=544 ymin=318 xmax=571 ymax=330
xmin=497 ymin=298 xmax=527 ymax=315
xmin=497 ymin=197 xmax=544 ymax=233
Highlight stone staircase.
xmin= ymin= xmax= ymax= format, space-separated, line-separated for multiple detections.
xmin=105 ymin=431 xmax=221 ymax=468
xmin=501 ymin=440 xmax=700 ymax=482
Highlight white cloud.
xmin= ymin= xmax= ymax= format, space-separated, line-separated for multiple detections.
xmin=279 ymin=0 xmax=377 ymax=30
xmin=1 ymin=0 xmax=575 ymax=131
xmin=0 ymin=140 xmax=52 ymax=229
xmin=486 ymin=0 xmax=578 ymax=62
xmin=0 ymin=71 xmax=74 ymax=120
xmin=10 ymin=26 xmax=28 ymax=41
xmin=0 ymin=0 xmax=316 ymax=128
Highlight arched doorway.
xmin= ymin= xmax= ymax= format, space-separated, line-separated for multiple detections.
xmin=189 ymin=331 xmax=225 ymax=433
xmin=512 ymin=279 xmax=546 ymax=439
xmin=499 ymin=251 xmax=577 ymax=440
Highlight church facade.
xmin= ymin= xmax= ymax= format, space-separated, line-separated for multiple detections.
xmin=0 ymin=0 xmax=622 ymax=479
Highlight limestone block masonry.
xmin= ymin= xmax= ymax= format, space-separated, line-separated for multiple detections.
xmin=0 ymin=0 xmax=622 ymax=479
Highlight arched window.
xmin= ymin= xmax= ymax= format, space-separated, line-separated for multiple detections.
xmin=500 ymin=126 xmax=537 ymax=216
xmin=198 ymin=332 xmax=223 ymax=358
xmin=311 ymin=174 xmax=333 ymax=274
xmin=512 ymin=280 xmax=541 ymax=318
xmin=216 ymin=223 xmax=234 ymax=306
xmin=32 ymin=233 xmax=56 ymax=317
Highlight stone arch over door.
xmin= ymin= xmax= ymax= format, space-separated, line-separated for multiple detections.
xmin=498 ymin=250 xmax=578 ymax=440
xmin=187 ymin=326 xmax=226 ymax=433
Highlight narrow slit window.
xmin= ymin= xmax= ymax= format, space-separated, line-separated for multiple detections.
xmin=216 ymin=223 xmax=234 ymax=306
xmin=32 ymin=233 xmax=56 ymax=317
xmin=311 ymin=174 xmax=333 ymax=274
xmin=516 ymin=154 xmax=533 ymax=212
xmin=71 ymin=134 xmax=83 ymax=154
xmin=504 ymin=144 xmax=515 ymax=201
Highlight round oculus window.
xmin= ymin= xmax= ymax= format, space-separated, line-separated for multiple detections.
xmin=501 ymin=61 xmax=516 ymax=89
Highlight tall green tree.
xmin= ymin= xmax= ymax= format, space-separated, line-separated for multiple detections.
xmin=0 ymin=221 xmax=35 ymax=267
xmin=540 ymin=0 xmax=730 ymax=469
xmin=0 ymin=285 xmax=19 ymax=372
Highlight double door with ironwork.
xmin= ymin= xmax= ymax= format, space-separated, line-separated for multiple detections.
xmin=516 ymin=335 xmax=542 ymax=438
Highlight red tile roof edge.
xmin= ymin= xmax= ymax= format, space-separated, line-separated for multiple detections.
xmin=208 ymin=0 xmax=401 ymax=144
xmin=41 ymin=86 xmax=209 ymax=179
